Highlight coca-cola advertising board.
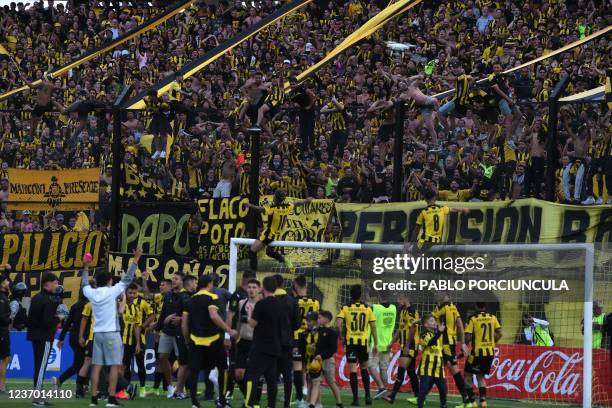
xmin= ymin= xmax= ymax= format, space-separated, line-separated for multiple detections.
xmin=331 ymin=342 xmax=612 ymax=404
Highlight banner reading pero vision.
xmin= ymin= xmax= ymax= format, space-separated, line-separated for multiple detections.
xmin=0 ymin=231 xmax=106 ymax=271
xmin=8 ymin=168 xmax=100 ymax=210
xmin=196 ymin=197 xmax=249 ymax=281
xmin=111 ymin=203 xmax=198 ymax=286
xmin=336 ymin=198 xmax=611 ymax=265
xmin=259 ymin=196 xmax=334 ymax=263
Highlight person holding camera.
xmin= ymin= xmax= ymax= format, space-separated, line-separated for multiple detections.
xmin=522 ymin=313 xmax=554 ymax=346
xmin=27 ymin=272 xmax=64 ymax=407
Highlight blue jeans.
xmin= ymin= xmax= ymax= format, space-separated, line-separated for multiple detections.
xmin=439 ymin=99 xmax=456 ymax=116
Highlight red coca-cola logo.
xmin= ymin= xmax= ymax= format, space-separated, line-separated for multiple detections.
xmin=489 ymin=347 xmax=582 ymax=397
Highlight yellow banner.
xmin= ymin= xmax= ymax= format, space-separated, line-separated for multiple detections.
xmin=336 ymin=198 xmax=611 ymax=265
xmin=8 ymin=168 xmax=100 ymax=211
xmin=259 ymin=196 xmax=334 ymax=263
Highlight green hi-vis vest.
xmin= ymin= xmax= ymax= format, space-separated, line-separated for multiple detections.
xmin=371 ymin=304 xmax=397 ymax=353
xmin=534 ymin=325 xmax=553 ymax=346
xmin=593 ymin=313 xmax=605 ymax=348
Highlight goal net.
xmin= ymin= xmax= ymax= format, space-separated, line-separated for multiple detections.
xmin=229 ymin=239 xmax=611 ymax=408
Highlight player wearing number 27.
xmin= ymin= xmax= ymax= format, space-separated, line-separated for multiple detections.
xmin=406 ymin=189 xmax=470 ymax=252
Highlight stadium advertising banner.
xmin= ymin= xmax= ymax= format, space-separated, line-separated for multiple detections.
xmin=332 ymin=342 xmax=612 ymax=404
xmin=259 ymin=196 xmax=335 ymax=262
xmin=7 ymin=168 xmax=100 ymax=211
xmin=337 ymin=198 xmax=611 ymax=262
xmin=111 ymin=203 xmax=200 ymax=285
xmin=196 ymin=196 xmax=249 ymax=283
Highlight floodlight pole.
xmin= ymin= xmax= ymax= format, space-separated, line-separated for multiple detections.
xmin=110 ymin=85 xmax=133 ymax=252
xmin=545 ymin=74 xmax=569 ymax=201
xmin=392 ymin=100 xmax=405 ymax=202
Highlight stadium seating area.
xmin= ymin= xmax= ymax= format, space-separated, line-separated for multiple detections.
xmin=0 ymin=0 xmax=610 ymax=233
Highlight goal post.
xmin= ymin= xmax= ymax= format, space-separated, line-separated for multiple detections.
xmin=229 ymin=238 xmax=598 ymax=407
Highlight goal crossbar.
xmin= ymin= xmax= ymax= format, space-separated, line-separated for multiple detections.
xmin=229 ymin=238 xmax=595 ymax=407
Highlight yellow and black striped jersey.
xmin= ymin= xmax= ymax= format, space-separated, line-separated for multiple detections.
xmin=416 ymin=205 xmax=450 ymax=243
xmin=121 ymin=302 xmax=142 ymax=346
xmin=81 ymin=302 xmax=94 ymax=344
xmin=454 ymin=74 xmax=472 ymax=105
xmin=304 ymin=329 xmax=319 ymax=365
xmin=465 ymin=311 xmax=501 ymax=357
xmin=398 ymin=306 xmax=420 ymax=350
xmin=135 ymin=296 xmax=154 ymax=344
xmin=337 ymin=302 xmax=375 ymax=346
xmin=295 ymin=296 xmax=320 ymax=340
xmin=263 ymin=203 xmax=294 ymax=235
xmin=419 ymin=331 xmax=445 ymax=378
xmin=432 ymin=302 xmax=460 ymax=346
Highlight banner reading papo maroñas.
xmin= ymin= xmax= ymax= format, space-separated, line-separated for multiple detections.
xmin=111 ymin=203 xmax=200 ymax=286
xmin=8 ymin=168 xmax=100 ymax=210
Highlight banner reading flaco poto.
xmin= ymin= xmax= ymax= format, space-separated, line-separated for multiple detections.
xmin=196 ymin=196 xmax=250 ymax=284
xmin=7 ymin=168 xmax=100 ymax=211
xmin=259 ymin=196 xmax=334 ymax=263
xmin=336 ymin=198 xmax=611 ymax=264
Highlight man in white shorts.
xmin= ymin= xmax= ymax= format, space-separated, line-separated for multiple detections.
xmin=81 ymin=248 xmax=142 ymax=407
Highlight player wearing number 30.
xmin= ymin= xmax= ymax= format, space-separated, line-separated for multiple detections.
xmin=462 ymin=302 xmax=502 ymax=408
xmin=406 ymin=190 xmax=469 ymax=252
xmin=336 ymin=284 xmax=378 ymax=407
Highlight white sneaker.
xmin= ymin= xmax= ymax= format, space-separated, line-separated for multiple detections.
xmin=152 ymin=151 xmax=160 ymax=160
xmin=595 ymin=197 xmax=603 ymax=205
xmin=581 ymin=196 xmax=596 ymax=205
xmin=160 ymin=150 xmax=166 ymax=159
xmin=166 ymin=384 xmax=176 ymax=399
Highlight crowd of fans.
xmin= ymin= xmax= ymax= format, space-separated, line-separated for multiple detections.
xmin=0 ymin=0 xmax=610 ymax=234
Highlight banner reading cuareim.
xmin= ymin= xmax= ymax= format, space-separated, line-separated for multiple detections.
xmin=7 ymin=168 xmax=100 ymax=211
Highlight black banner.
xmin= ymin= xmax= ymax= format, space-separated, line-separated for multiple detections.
xmin=113 ymin=202 xmax=198 ymax=284
xmin=0 ymin=231 xmax=106 ymax=272
xmin=196 ymin=197 xmax=250 ymax=280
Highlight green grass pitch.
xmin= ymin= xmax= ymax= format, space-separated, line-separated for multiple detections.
xmin=0 ymin=379 xmax=582 ymax=408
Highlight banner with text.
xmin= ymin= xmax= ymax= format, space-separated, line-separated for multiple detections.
xmin=259 ymin=196 xmax=334 ymax=263
xmin=112 ymin=203 xmax=199 ymax=286
xmin=7 ymin=168 xmax=100 ymax=210
xmin=0 ymin=231 xmax=106 ymax=272
xmin=336 ymin=198 xmax=611 ymax=265
xmin=196 ymin=196 xmax=249 ymax=283
xmin=332 ymin=342 xmax=611 ymax=404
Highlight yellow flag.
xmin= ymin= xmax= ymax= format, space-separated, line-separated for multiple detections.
xmin=165 ymin=133 xmax=174 ymax=164
xmin=139 ymin=134 xmax=154 ymax=153
xmin=0 ymin=44 xmax=9 ymax=55
xmin=73 ymin=211 xmax=90 ymax=232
